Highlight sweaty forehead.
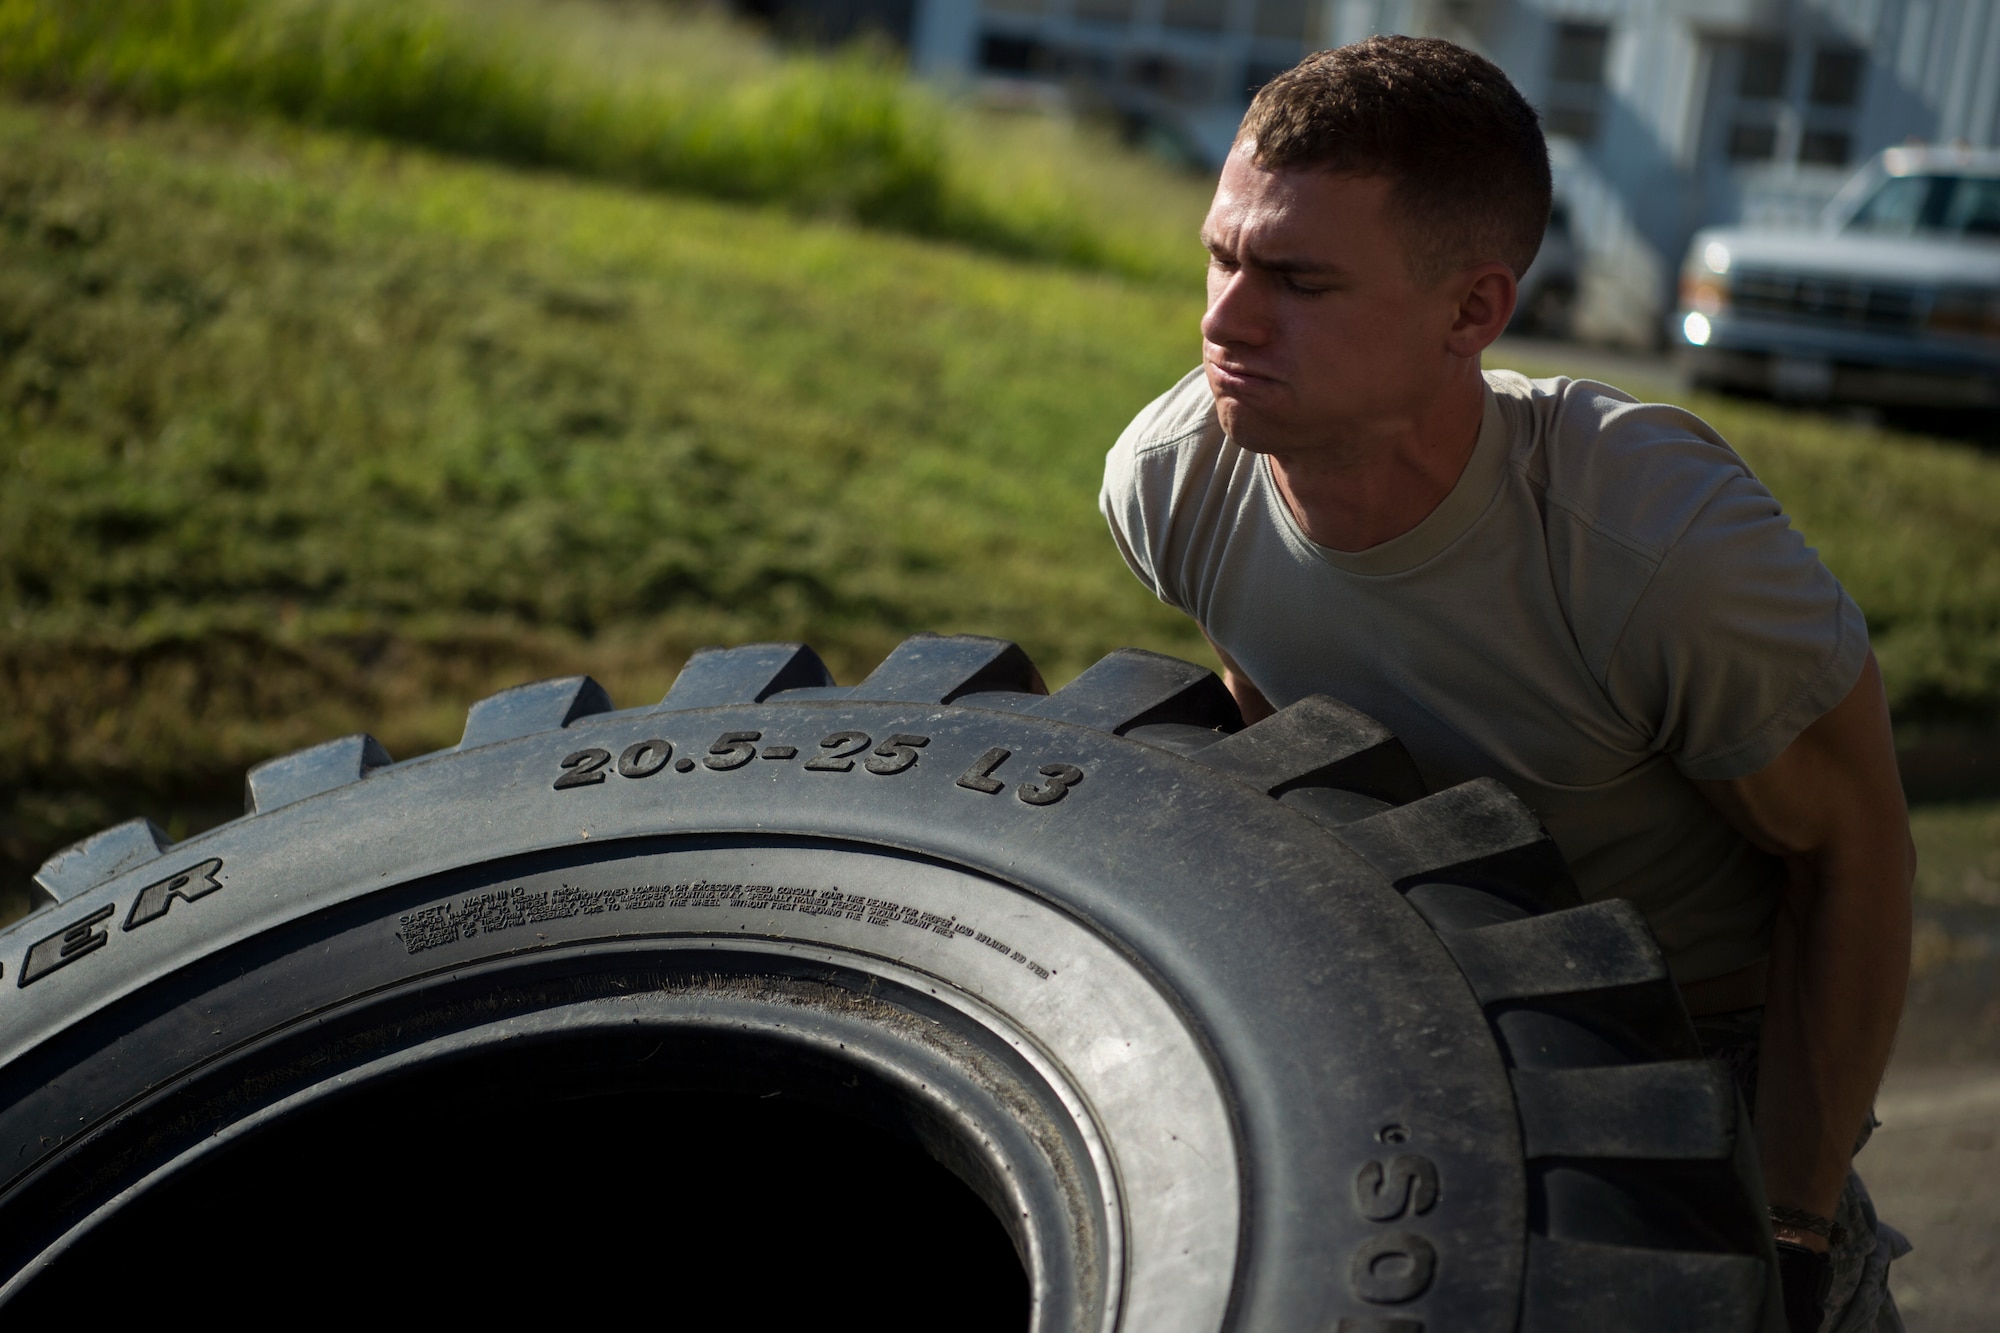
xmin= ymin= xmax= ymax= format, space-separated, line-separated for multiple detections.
xmin=1204 ymin=154 xmax=1306 ymax=231
xmin=1201 ymin=153 xmax=1397 ymax=262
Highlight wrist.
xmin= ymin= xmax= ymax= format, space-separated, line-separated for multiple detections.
xmin=1772 ymin=1223 xmax=1830 ymax=1253
xmin=1768 ymin=1202 xmax=1844 ymax=1251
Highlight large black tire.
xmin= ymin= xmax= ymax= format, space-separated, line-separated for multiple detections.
xmin=0 ymin=635 xmax=1783 ymax=1330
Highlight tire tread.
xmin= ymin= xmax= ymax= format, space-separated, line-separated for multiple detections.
xmin=244 ymin=734 xmax=392 ymax=815
xmin=30 ymin=817 xmax=174 ymax=910
xmin=458 ymin=676 xmax=614 ymax=750
xmin=659 ymin=643 xmax=833 ymax=709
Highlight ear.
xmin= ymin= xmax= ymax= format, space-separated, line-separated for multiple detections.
xmin=1444 ymin=262 xmax=1518 ymax=357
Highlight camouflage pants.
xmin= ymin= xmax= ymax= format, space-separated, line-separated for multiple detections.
xmin=1693 ymin=1009 xmax=1914 ymax=1332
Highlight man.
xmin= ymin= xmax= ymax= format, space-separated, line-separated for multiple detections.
xmin=1100 ymin=37 xmax=1913 ymax=1333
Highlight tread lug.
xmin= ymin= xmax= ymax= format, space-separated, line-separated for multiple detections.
xmin=33 ymin=817 xmax=173 ymax=907
xmin=1029 ymin=648 xmax=1239 ymax=734
xmin=1334 ymin=778 xmax=1580 ymax=907
xmin=661 ymin=643 xmax=833 ymax=708
xmin=1430 ymin=899 xmax=1667 ymax=1002
xmin=1513 ymin=1062 xmax=1738 ymax=1160
xmin=458 ymin=676 xmax=614 ymax=750
xmin=1524 ymin=1237 xmax=1767 ymax=1333
xmin=1194 ymin=695 xmax=1426 ymax=802
xmin=1121 ymin=721 xmax=1233 ymax=757
xmin=1275 ymin=786 xmax=1393 ymax=828
xmin=245 ymin=734 xmax=393 ymax=815
xmin=848 ymin=634 xmax=1044 ymax=704
xmin=1401 ymin=881 xmax=1534 ymax=933
xmin=945 ymin=690 xmax=1045 ymax=714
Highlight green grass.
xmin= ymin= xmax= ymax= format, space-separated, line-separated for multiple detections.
xmin=0 ymin=95 xmax=1213 ymax=916
xmin=1908 ymin=802 xmax=2000 ymax=909
xmin=1906 ymin=799 xmax=2000 ymax=978
xmin=4 ymin=87 xmax=1999 ymax=922
xmin=0 ymin=0 xmax=1211 ymax=279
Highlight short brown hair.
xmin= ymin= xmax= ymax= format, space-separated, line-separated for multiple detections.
xmin=1239 ymin=37 xmax=1552 ymax=281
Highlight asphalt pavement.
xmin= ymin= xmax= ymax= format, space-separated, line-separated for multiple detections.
xmin=1871 ymin=1064 xmax=2000 ymax=1330
xmin=1868 ymin=904 xmax=2000 ymax=1330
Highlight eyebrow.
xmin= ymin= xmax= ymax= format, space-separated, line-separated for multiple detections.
xmin=1200 ymin=234 xmax=1345 ymax=276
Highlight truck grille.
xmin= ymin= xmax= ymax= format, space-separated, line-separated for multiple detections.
xmin=1731 ymin=268 xmax=1924 ymax=332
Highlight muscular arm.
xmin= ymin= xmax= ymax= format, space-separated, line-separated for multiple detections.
xmin=1693 ymin=651 xmax=1913 ymax=1250
xmin=1203 ymin=630 xmax=1275 ymax=725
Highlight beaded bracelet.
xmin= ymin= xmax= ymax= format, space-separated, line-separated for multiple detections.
xmin=1770 ymin=1204 xmax=1849 ymax=1248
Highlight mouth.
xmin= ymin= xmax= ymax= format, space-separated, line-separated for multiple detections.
xmin=1205 ymin=359 xmax=1278 ymax=393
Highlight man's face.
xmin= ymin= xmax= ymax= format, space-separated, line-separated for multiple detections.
xmin=1199 ymin=146 xmax=1465 ymax=454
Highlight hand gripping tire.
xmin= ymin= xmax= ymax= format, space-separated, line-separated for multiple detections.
xmin=0 ymin=635 xmax=1786 ymax=1330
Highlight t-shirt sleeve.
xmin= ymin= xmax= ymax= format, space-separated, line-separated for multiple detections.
xmin=1099 ymin=374 xmax=1210 ymax=615
xmin=1099 ymin=428 xmax=1168 ymax=605
xmin=1606 ymin=472 xmax=1870 ymax=782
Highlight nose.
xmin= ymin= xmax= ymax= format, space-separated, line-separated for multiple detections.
xmin=1201 ymin=266 xmax=1267 ymax=351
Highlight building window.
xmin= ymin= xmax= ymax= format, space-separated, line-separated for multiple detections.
xmin=1809 ymin=47 xmax=1864 ymax=107
xmin=1710 ymin=36 xmax=1866 ymax=171
xmin=1253 ymin=0 xmax=1314 ymax=42
xmin=1551 ymin=23 xmax=1608 ymax=84
xmin=1724 ymin=39 xmax=1785 ymax=160
xmin=1544 ymin=21 xmax=1609 ymax=142
xmin=1798 ymin=44 xmax=1864 ymax=166
xmin=1737 ymin=40 xmax=1788 ymax=98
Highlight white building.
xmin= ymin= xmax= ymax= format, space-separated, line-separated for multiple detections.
xmin=896 ymin=0 xmax=2000 ymax=344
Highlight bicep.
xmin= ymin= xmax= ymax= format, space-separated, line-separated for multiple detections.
xmin=1693 ymin=652 xmax=1910 ymax=874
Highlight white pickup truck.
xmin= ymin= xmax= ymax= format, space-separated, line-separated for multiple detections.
xmin=1675 ymin=146 xmax=2000 ymax=409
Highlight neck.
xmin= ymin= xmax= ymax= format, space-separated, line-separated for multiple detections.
xmin=1266 ymin=363 xmax=1488 ymax=552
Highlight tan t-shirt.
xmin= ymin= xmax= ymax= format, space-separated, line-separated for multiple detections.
xmin=1100 ymin=367 xmax=1869 ymax=983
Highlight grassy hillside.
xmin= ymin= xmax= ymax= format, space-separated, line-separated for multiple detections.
xmin=0 ymin=94 xmax=1215 ymax=915
xmin=0 ymin=0 xmax=1212 ymax=279
xmin=4 ymin=90 xmax=1999 ymax=918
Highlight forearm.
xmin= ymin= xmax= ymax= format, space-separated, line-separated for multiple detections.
xmin=1754 ymin=845 xmax=1911 ymax=1229
xmin=1201 ymin=629 xmax=1275 ymax=724
xmin=1688 ymin=653 xmax=1912 ymax=1238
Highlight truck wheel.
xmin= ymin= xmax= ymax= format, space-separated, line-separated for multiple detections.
xmin=0 ymin=635 xmax=1782 ymax=1330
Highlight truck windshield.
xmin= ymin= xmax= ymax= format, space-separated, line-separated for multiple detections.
xmin=1846 ymin=174 xmax=2000 ymax=238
